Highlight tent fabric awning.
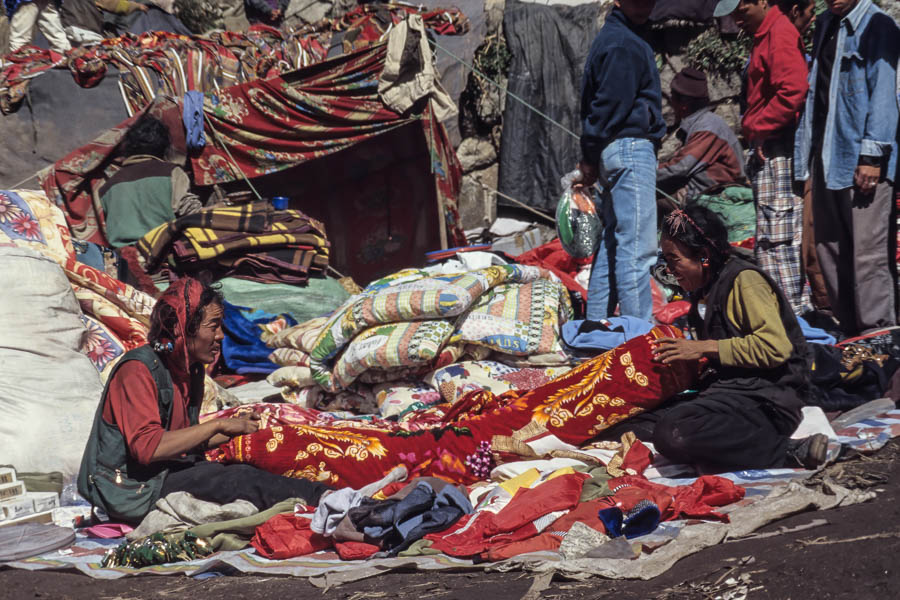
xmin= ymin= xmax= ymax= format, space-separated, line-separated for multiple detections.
xmin=193 ymin=42 xmax=412 ymax=186
xmin=38 ymin=40 xmax=465 ymax=273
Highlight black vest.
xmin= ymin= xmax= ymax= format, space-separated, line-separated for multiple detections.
xmin=688 ymin=258 xmax=811 ymax=425
xmin=77 ymin=345 xmax=202 ymax=523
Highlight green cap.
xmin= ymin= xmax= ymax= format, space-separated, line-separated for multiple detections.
xmin=713 ymin=0 xmax=739 ymax=17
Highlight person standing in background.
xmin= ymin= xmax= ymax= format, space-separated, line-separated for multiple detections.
xmin=576 ymin=0 xmax=665 ymax=325
xmin=793 ymin=0 xmax=900 ymax=337
xmin=6 ymin=0 xmax=72 ymax=53
xmin=776 ymin=0 xmax=833 ymax=316
xmin=714 ymin=0 xmax=810 ymax=315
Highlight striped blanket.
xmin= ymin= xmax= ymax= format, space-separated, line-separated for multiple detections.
xmin=137 ymin=201 xmax=329 ymax=283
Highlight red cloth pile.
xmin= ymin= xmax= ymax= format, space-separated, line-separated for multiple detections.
xmin=515 ymin=239 xmax=590 ymax=301
xmin=251 ymin=513 xmax=382 ymax=560
xmin=248 ymin=464 xmax=744 ymax=563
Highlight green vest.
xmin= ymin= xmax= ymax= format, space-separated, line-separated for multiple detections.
xmin=77 ymin=346 xmax=201 ymax=523
xmin=98 ymin=158 xmax=178 ymax=248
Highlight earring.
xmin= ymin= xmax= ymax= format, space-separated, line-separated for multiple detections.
xmin=700 ymin=257 xmax=710 ymax=267
xmin=153 ymin=341 xmax=174 ymax=353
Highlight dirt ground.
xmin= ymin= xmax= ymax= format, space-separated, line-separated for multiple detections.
xmin=2 ymin=440 xmax=899 ymax=600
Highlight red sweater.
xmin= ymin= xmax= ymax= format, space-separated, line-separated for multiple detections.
xmin=102 ymin=360 xmax=192 ymax=465
xmin=742 ymin=5 xmax=809 ymax=143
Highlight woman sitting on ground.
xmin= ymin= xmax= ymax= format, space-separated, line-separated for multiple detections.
xmin=78 ymin=277 xmax=333 ymax=523
xmin=599 ymin=205 xmax=825 ymax=471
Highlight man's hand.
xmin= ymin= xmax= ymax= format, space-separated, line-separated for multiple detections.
xmin=270 ymin=8 xmax=282 ymax=19
xmin=753 ymin=144 xmax=767 ymax=162
xmin=652 ymin=337 xmax=717 ymax=364
xmin=854 ymin=164 xmax=881 ymax=194
xmin=136 ymin=3 xmax=149 ymax=11
xmin=216 ymin=413 xmax=261 ymax=437
xmin=575 ymin=161 xmax=599 ymax=188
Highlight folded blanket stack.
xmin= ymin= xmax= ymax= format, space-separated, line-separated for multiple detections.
xmin=137 ymin=201 xmax=330 ymax=285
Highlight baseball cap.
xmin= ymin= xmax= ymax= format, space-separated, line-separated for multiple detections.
xmin=713 ymin=0 xmax=739 ymax=17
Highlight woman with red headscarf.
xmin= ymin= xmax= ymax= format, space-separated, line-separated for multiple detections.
xmin=78 ymin=277 xmax=333 ymax=523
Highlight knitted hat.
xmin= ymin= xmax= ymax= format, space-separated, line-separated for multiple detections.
xmin=671 ymin=67 xmax=709 ymax=99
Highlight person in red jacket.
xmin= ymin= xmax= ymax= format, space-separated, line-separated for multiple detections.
xmin=714 ymin=0 xmax=810 ymax=316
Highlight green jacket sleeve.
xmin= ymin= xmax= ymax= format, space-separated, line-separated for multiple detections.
xmin=716 ymin=270 xmax=793 ymax=369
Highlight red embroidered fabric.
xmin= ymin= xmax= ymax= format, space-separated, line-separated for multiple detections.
xmin=207 ymin=326 xmax=698 ymax=488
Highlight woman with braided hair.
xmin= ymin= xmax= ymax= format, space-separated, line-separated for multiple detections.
xmin=78 ymin=277 xmax=333 ymax=523
xmin=600 ymin=205 xmax=826 ymax=471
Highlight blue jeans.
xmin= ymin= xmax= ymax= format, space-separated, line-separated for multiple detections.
xmin=586 ymin=137 xmax=657 ymax=322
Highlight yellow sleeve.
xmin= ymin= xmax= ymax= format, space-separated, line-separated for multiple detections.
xmin=716 ymin=270 xmax=793 ymax=369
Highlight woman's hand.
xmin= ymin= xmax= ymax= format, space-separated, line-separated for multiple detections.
xmin=152 ymin=414 xmax=260 ymax=461
xmin=216 ymin=413 xmax=261 ymax=437
xmin=652 ymin=337 xmax=718 ymax=364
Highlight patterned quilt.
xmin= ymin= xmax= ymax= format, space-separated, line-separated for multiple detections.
xmin=276 ymin=265 xmax=574 ymax=391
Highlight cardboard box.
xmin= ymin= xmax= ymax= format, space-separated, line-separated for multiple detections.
xmin=0 ymin=496 xmax=35 ymax=520
xmin=0 ymin=510 xmax=54 ymax=528
xmin=0 ymin=467 xmax=15 ymax=485
xmin=0 ymin=480 xmax=26 ymax=502
xmin=28 ymin=491 xmax=60 ymax=513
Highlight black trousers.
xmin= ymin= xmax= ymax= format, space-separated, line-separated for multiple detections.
xmin=596 ymin=384 xmax=796 ymax=471
xmin=160 ymin=461 xmax=333 ymax=509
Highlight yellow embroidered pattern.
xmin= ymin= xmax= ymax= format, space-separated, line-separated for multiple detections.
xmin=620 ymin=351 xmax=649 ymax=387
xmin=531 ymin=349 xmax=616 ymax=428
xmin=265 ymin=426 xmax=285 ymax=453
xmin=284 ymin=462 xmax=337 ymax=485
xmin=291 ymin=424 xmax=388 ymax=461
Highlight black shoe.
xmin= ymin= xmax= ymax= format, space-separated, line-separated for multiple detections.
xmin=784 ymin=433 xmax=829 ymax=469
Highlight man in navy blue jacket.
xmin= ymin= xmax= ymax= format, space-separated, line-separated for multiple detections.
xmin=577 ymin=0 xmax=665 ymax=323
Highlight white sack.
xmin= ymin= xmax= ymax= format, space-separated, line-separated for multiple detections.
xmin=0 ymin=246 xmax=103 ymax=478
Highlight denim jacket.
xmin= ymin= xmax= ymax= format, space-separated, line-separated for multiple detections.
xmin=794 ymin=0 xmax=900 ymax=189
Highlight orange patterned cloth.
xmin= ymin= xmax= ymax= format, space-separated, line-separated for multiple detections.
xmin=208 ymin=326 xmax=697 ymax=488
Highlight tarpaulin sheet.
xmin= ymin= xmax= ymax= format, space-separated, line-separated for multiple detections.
xmin=497 ymin=1 xmax=603 ymax=213
xmin=0 ymin=67 xmax=128 ymax=189
xmin=6 ymin=408 xmax=897 ymax=580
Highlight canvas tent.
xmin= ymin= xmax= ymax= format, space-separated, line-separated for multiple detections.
xmin=0 ymin=3 xmax=470 ymax=204
xmin=39 ymin=38 xmax=466 ymax=283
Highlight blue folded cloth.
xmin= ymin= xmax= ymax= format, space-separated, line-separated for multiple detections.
xmin=222 ymin=300 xmax=296 ymax=374
xmin=598 ymin=499 xmax=661 ymax=539
xmin=796 ymin=316 xmax=837 ymax=345
xmin=562 ymin=316 xmax=654 ymax=351
xmin=183 ymin=91 xmax=206 ymax=151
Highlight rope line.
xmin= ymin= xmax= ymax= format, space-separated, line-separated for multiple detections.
xmin=479 ymin=182 xmax=556 ymax=224
xmin=8 ymin=171 xmax=40 ymax=190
